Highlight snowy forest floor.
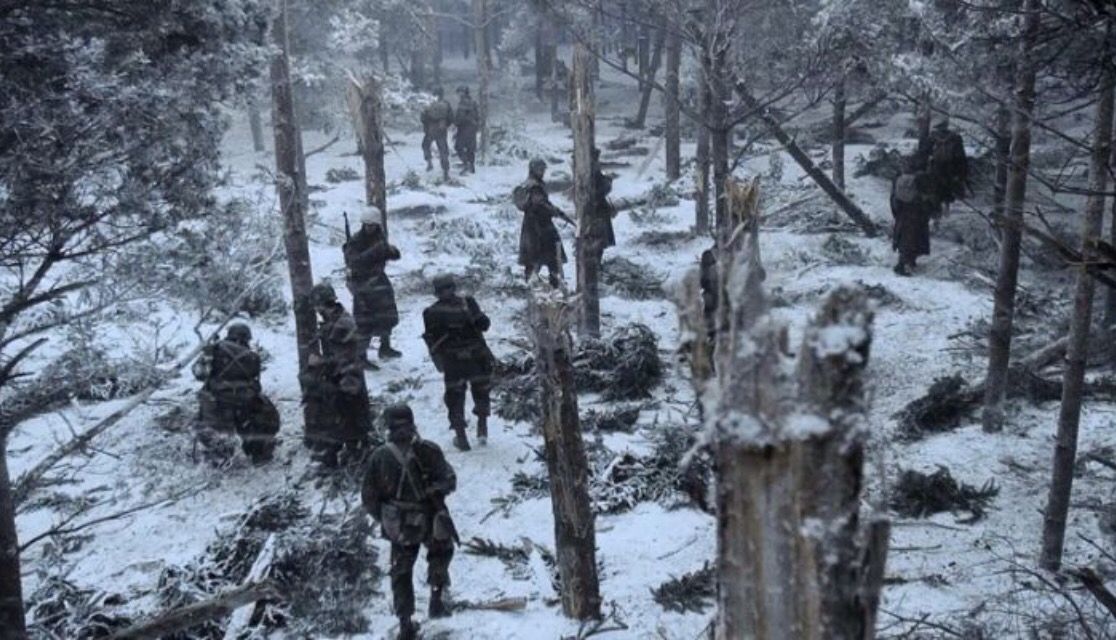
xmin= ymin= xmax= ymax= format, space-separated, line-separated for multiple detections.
xmin=11 ymin=55 xmax=1116 ymax=639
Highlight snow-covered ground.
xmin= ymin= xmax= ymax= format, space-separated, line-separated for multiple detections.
xmin=11 ymin=54 xmax=1116 ymax=638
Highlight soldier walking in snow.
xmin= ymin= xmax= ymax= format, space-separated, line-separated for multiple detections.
xmin=421 ymin=275 xmax=494 ymax=451
xmin=344 ymin=208 xmax=402 ymax=366
xmin=362 ymin=404 xmax=459 ymax=640
xmin=453 ymin=86 xmax=479 ymax=174
xmin=193 ymin=323 xmax=279 ymax=464
xmin=513 ymin=158 xmax=575 ymax=287
xmin=889 ymin=168 xmax=938 ymax=276
xmin=421 ymin=87 xmax=454 ymax=181
xmin=305 ymin=282 xmax=373 ymax=467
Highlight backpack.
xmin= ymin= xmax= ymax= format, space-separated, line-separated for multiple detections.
xmin=893 ymin=174 xmax=920 ymax=205
xmin=932 ymin=132 xmax=965 ymax=175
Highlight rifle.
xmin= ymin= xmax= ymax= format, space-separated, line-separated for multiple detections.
xmin=343 ymin=211 xmax=352 ymax=242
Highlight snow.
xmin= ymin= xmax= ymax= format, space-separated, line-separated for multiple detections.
xmin=10 ymin=50 xmax=1116 ymax=639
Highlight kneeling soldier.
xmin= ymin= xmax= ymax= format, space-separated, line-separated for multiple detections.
xmin=422 ymin=275 xmax=494 ymax=451
xmin=193 ymin=323 xmax=279 ymax=464
xmin=363 ymin=404 xmax=459 ymax=640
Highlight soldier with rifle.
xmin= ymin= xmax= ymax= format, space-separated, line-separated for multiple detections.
xmin=363 ymin=403 xmax=459 ymax=640
xmin=512 ymin=158 xmax=575 ymax=287
xmin=343 ymin=207 xmax=402 ymax=366
xmin=421 ymin=274 xmax=494 ymax=451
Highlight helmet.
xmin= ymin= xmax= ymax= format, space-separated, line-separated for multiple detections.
xmin=360 ymin=207 xmax=382 ymax=227
xmin=432 ymin=274 xmax=456 ymax=294
xmin=529 ymin=158 xmax=547 ymax=175
xmin=383 ymin=403 xmax=415 ymax=430
xmin=310 ymin=283 xmax=337 ymax=307
xmin=227 ymin=323 xmax=252 ymax=343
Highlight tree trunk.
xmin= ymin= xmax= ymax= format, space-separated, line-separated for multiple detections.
xmin=695 ymin=68 xmax=712 ymax=236
xmin=1107 ymin=113 xmax=1116 ymax=349
xmin=535 ymin=23 xmax=550 ymax=102
xmin=982 ymin=0 xmax=1040 ymax=433
xmin=664 ymin=21 xmax=681 ymax=181
xmin=637 ymin=25 xmax=650 ymax=93
xmin=572 ymin=44 xmax=599 ymax=338
xmin=705 ymin=47 xmax=731 ymax=239
xmin=631 ymin=18 xmax=666 ymax=130
xmin=410 ymin=49 xmax=426 ymax=90
xmin=619 ymin=1 xmax=630 ymax=73
xmin=271 ymin=0 xmax=319 ymax=382
xmin=428 ymin=4 xmax=442 ymax=88
xmin=348 ymin=75 xmax=388 ymax=234
xmin=736 ymin=85 xmax=878 ymax=237
xmin=832 ymin=75 xmax=847 ymax=191
xmin=473 ymin=0 xmax=490 ymax=161
xmin=530 ymin=291 xmax=601 ymax=621
xmin=248 ymin=102 xmax=266 ymax=153
xmin=1039 ymin=60 xmax=1114 ymax=572
xmin=380 ymin=39 xmax=390 ymax=74
xmin=550 ymin=39 xmax=560 ymax=124
xmin=992 ymin=102 xmax=1011 ymax=222
xmin=0 ymin=435 xmax=27 ymax=639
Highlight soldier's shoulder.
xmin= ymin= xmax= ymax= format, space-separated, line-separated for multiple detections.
xmin=414 ymin=438 xmax=447 ymax=459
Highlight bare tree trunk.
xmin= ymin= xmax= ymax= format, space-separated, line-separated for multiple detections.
xmin=248 ymin=102 xmax=266 ymax=153
xmin=1040 ymin=60 xmax=1114 ymax=572
xmin=0 ymin=434 xmax=27 ymax=639
xmin=695 ymin=67 xmax=712 ymax=236
xmin=709 ymin=185 xmax=887 ymax=637
xmin=271 ymin=0 xmax=319 ymax=381
xmin=530 ymin=290 xmax=601 ymax=621
xmin=631 ymin=18 xmax=665 ymax=129
xmin=473 ymin=0 xmax=490 ymax=162
xmin=664 ymin=20 xmax=681 ymax=181
xmin=428 ymin=3 xmax=442 ymax=88
xmin=705 ymin=46 xmax=731 ymax=239
xmin=992 ymin=102 xmax=1011 ymax=222
xmin=572 ymin=44 xmax=599 ymax=338
xmin=410 ymin=49 xmax=427 ymax=90
xmin=619 ymin=1 xmax=630 ymax=73
xmin=380 ymin=37 xmax=390 ymax=74
xmin=348 ymin=75 xmax=388 ymax=234
xmin=832 ymin=75 xmax=847 ymax=191
xmin=982 ymin=0 xmax=1040 ymax=433
xmin=535 ymin=23 xmax=550 ymax=102
xmin=637 ymin=24 xmax=650 ymax=93
xmin=550 ymin=39 xmax=560 ymax=124
xmin=1107 ymin=116 xmax=1116 ymax=348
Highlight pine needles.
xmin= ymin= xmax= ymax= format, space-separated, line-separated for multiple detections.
xmin=891 ymin=466 xmax=999 ymax=524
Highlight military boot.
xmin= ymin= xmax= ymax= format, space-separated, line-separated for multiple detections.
xmin=476 ymin=416 xmax=488 ymax=446
xmin=451 ymin=424 xmax=471 ymax=451
xmin=398 ymin=617 xmax=419 ymax=640
xmin=429 ymin=586 xmax=450 ymax=618
xmin=378 ymin=335 xmax=402 ymax=360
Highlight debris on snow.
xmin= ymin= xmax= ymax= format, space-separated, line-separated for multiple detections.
xmin=890 ymin=466 xmax=999 ymax=524
xmin=601 ymin=256 xmax=666 ymax=300
xmin=652 ymin=562 xmax=715 ymax=614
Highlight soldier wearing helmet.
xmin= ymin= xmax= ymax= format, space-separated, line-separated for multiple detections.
xmin=421 ymin=274 xmax=494 ymax=451
xmin=421 ymin=87 xmax=454 ymax=181
xmin=453 ymin=86 xmax=479 ymax=174
xmin=511 ymin=158 xmax=574 ymax=287
xmin=344 ymin=207 xmax=402 ymax=365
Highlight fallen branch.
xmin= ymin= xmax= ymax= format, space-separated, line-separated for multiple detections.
xmin=1072 ymin=567 xmax=1116 ymax=621
xmin=109 ymin=581 xmax=277 ymax=640
xmin=451 ymin=597 xmax=528 ymax=612
xmin=302 ymin=135 xmax=340 ymax=160
xmin=19 ymin=488 xmax=196 ymax=552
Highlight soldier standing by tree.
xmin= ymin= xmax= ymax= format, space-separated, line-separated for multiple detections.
xmin=307 ymin=282 xmax=373 ymax=468
xmin=344 ymin=208 xmax=402 ymax=366
xmin=513 ymin=158 xmax=575 ymax=287
xmin=362 ymin=404 xmax=459 ymax=640
xmin=421 ymin=87 xmax=454 ymax=181
xmin=584 ymin=147 xmax=617 ymax=266
xmin=421 ymin=275 xmax=494 ymax=451
xmin=453 ymin=86 xmax=479 ymax=174
xmin=926 ymin=119 xmax=969 ymax=214
xmin=889 ymin=166 xmax=939 ymax=276
xmin=193 ymin=323 xmax=279 ymax=465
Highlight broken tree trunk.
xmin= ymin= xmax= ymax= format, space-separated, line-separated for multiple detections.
xmin=346 ymin=73 xmax=388 ymax=233
xmin=529 ymin=286 xmax=601 ymax=621
xmin=271 ymin=0 xmax=319 ymax=426
xmin=109 ymin=582 xmax=276 ymax=640
xmin=473 ymin=0 xmax=490 ymax=161
xmin=571 ymin=44 xmax=600 ymax=338
xmin=663 ymin=20 xmax=681 ymax=181
xmin=735 ymin=84 xmax=878 ymax=238
xmin=709 ymin=215 xmax=886 ymax=639
xmin=832 ymin=75 xmax=847 ymax=191
xmin=1040 ymin=59 xmax=1114 ymax=572
xmin=982 ymin=0 xmax=1040 ymax=433
xmin=631 ymin=17 xmax=665 ymax=130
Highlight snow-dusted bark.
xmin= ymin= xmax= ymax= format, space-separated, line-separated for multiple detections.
xmin=572 ymin=43 xmax=601 ymax=339
xmin=664 ymin=19 xmax=681 ymax=181
xmin=1041 ymin=58 xmax=1115 ymax=572
xmin=347 ymin=74 xmax=388 ymax=231
xmin=473 ymin=0 xmax=490 ymax=161
xmin=530 ymin=287 xmax=601 ymax=621
xmin=708 ymin=182 xmax=887 ymax=639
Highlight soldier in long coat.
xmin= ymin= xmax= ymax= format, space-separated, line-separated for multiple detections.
xmin=513 ymin=158 xmax=574 ymax=287
xmin=453 ymin=87 xmax=479 ymax=174
xmin=890 ymin=170 xmax=937 ymax=276
xmin=344 ymin=208 xmax=401 ymax=364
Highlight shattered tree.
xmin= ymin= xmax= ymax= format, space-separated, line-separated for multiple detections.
xmin=706 ymin=182 xmax=888 ymax=639
xmin=529 ymin=286 xmax=602 ymax=621
xmin=346 ymin=73 xmax=389 ymax=233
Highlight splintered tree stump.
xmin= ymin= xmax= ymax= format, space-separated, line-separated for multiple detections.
xmin=529 ymin=286 xmax=601 ymax=621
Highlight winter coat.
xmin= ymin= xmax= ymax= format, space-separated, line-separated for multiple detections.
xmin=344 ymin=225 xmax=401 ymax=335
xmin=586 ymin=169 xmax=616 ymax=249
xmin=454 ymin=97 xmax=479 ymax=133
xmin=422 ymin=99 xmax=454 ymax=136
xmin=206 ymin=339 xmax=261 ymax=399
xmin=515 ymin=176 xmax=566 ymax=268
xmin=315 ymin=305 xmax=371 ymax=443
xmin=890 ymin=173 xmax=935 ymax=262
xmin=927 ymin=129 xmax=968 ymax=204
xmin=362 ymin=436 xmax=458 ymax=545
xmin=422 ymin=295 xmax=493 ymax=373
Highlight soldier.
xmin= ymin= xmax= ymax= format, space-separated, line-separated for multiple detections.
xmin=193 ymin=323 xmax=279 ymax=464
xmin=512 ymin=158 xmax=575 ymax=287
xmin=344 ymin=208 xmax=402 ymax=365
xmin=421 ymin=87 xmax=454 ymax=181
xmin=926 ymin=119 xmax=969 ymax=213
xmin=362 ymin=404 xmax=459 ymax=640
xmin=890 ymin=169 xmax=938 ymax=276
xmin=308 ymin=282 xmax=373 ymax=467
xmin=584 ymin=147 xmax=617 ymax=263
xmin=453 ymin=86 xmax=479 ymax=174
xmin=699 ymin=248 xmax=718 ymax=346
xmin=422 ymin=275 xmax=494 ymax=451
